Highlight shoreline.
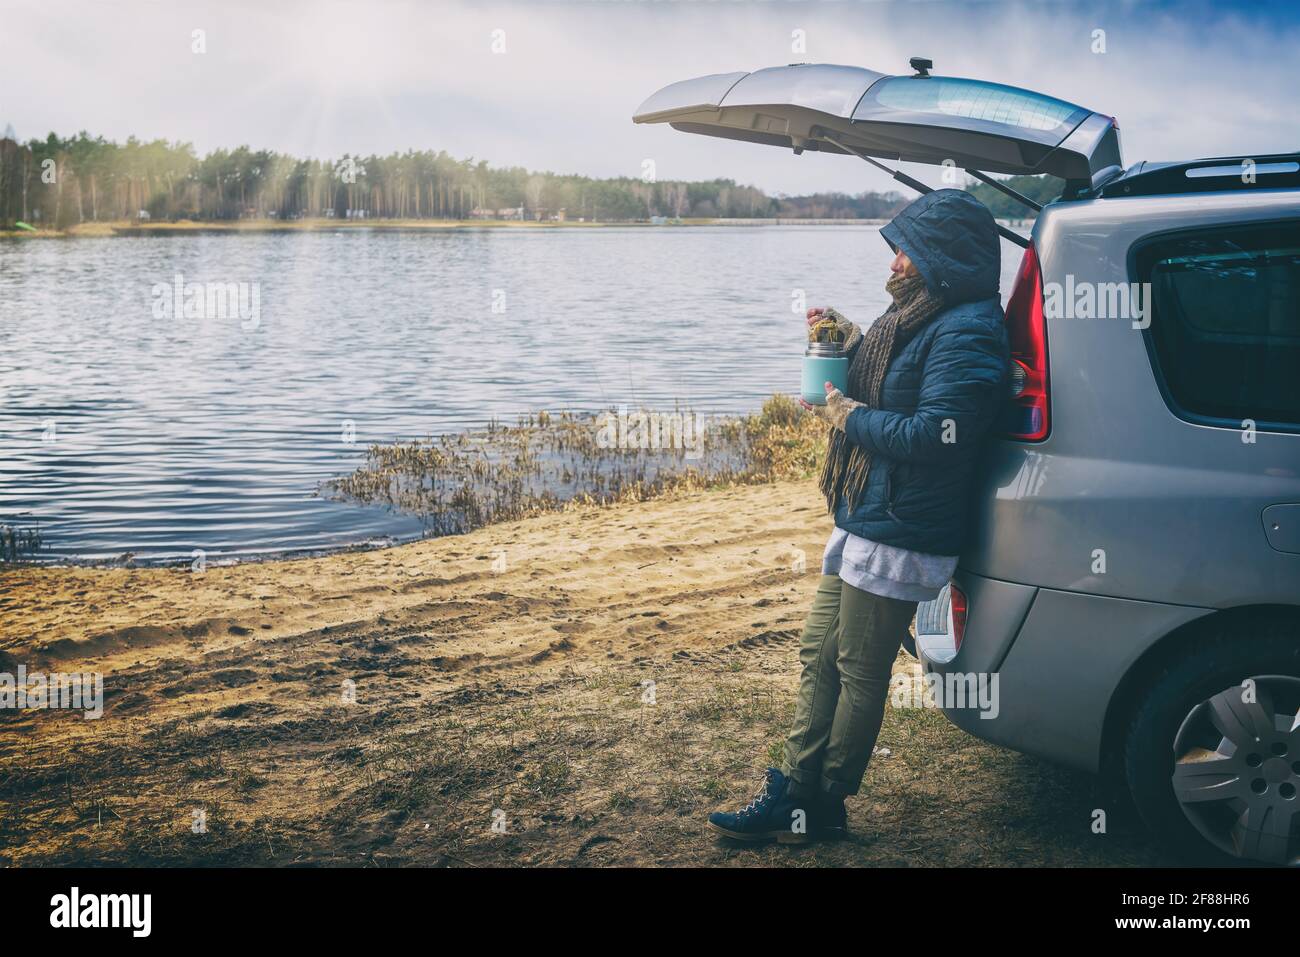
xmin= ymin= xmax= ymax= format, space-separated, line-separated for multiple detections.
xmin=6 ymin=396 xmax=826 ymax=570
xmin=0 ymin=216 xmax=898 ymax=238
xmin=4 ymin=534 xmax=411 ymax=572
xmin=0 ymin=215 xmax=1032 ymax=240
xmin=0 ymin=478 xmax=826 ymax=664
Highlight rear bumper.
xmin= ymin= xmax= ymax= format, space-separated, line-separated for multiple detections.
xmin=914 ymin=572 xmax=1210 ymax=773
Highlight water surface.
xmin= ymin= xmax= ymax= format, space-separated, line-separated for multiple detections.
xmin=0 ymin=226 xmax=1021 ymax=562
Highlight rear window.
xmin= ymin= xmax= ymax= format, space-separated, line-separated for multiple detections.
xmin=1137 ymin=222 xmax=1300 ymax=428
xmin=869 ymin=77 xmax=1079 ymax=133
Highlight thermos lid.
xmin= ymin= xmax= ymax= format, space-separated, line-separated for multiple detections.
xmin=805 ymin=341 xmax=846 ymax=357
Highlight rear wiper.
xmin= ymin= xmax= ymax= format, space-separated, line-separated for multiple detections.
xmin=818 ymin=132 xmax=1031 ymax=248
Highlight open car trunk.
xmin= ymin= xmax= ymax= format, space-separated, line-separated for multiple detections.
xmin=633 ymin=63 xmax=1122 ymax=192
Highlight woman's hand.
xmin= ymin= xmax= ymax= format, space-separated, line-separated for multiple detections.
xmin=806 ymin=306 xmax=861 ymax=350
xmin=799 ymin=382 xmax=865 ymax=432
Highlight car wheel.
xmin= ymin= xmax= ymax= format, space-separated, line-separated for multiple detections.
xmin=1124 ymin=625 xmax=1300 ymax=867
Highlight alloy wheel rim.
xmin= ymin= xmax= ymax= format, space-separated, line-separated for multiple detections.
xmin=1171 ymin=675 xmax=1300 ymax=866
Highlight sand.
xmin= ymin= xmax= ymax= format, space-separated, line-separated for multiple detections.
xmin=1 ymin=480 xmax=825 ymax=685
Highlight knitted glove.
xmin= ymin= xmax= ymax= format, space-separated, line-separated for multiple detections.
xmin=813 ymin=386 xmax=865 ymax=432
xmin=822 ymin=307 xmax=862 ymax=352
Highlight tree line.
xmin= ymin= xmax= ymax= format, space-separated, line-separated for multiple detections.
xmin=0 ymin=129 xmax=1050 ymax=229
xmin=0 ymin=130 xmax=917 ymax=228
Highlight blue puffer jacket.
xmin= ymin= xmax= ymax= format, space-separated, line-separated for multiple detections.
xmin=835 ymin=189 xmax=1009 ymax=556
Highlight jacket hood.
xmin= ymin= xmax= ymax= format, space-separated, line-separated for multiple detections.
xmin=879 ymin=189 xmax=1001 ymax=305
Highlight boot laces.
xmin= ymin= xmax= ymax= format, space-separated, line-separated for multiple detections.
xmin=738 ymin=771 xmax=779 ymax=818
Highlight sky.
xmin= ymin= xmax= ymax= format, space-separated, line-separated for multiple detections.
xmin=2 ymin=0 xmax=1298 ymax=196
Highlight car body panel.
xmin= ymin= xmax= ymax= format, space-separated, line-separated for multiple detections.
xmin=918 ymin=577 xmax=1212 ymax=771
xmin=961 ymin=190 xmax=1300 ymax=609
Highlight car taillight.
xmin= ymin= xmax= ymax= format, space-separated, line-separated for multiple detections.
xmin=949 ymin=582 xmax=969 ymax=652
xmin=1000 ymin=242 xmax=1050 ymax=441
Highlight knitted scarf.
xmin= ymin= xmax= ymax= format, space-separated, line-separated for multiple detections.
xmin=819 ymin=272 xmax=947 ymax=513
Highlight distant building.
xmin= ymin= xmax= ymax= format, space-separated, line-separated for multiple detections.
xmin=468 ymin=206 xmax=526 ymax=221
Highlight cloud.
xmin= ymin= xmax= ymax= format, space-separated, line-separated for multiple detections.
xmin=1 ymin=0 xmax=1296 ymax=195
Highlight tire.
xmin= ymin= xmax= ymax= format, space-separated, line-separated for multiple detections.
xmin=1123 ymin=620 xmax=1300 ymax=867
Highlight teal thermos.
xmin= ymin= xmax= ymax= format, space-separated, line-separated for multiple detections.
xmin=802 ymin=341 xmax=848 ymax=405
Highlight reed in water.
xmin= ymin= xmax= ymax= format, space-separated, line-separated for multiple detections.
xmin=322 ymin=395 xmax=827 ymax=536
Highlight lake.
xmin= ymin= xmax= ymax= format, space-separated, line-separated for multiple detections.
xmin=0 ymin=225 xmax=1023 ymax=563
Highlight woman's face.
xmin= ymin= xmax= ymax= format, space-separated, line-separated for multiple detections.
xmin=890 ymin=248 xmax=919 ymax=279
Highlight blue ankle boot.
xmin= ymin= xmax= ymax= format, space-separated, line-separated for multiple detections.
xmin=708 ymin=768 xmax=819 ymax=844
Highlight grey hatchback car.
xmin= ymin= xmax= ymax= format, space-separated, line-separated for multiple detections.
xmin=636 ymin=61 xmax=1300 ymax=866
xmin=914 ymin=159 xmax=1300 ymax=868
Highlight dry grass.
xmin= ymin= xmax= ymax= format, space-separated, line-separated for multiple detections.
xmin=322 ymin=395 xmax=826 ymax=536
xmin=0 ymin=633 xmax=1171 ymax=868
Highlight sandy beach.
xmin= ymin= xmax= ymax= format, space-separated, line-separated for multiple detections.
xmin=2 ymin=480 xmax=827 ymax=688
xmin=0 ymin=479 xmax=1170 ymax=867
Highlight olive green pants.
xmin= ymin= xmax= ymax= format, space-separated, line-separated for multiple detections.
xmin=782 ymin=574 xmax=918 ymax=798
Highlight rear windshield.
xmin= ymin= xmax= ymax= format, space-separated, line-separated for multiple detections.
xmin=1138 ymin=222 xmax=1300 ymax=428
xmin=869 ymin=77 xmax=1079 ymax=133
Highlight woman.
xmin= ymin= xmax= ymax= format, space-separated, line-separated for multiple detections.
xmin=708 ymin=188 xmax=1010 ymax=843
